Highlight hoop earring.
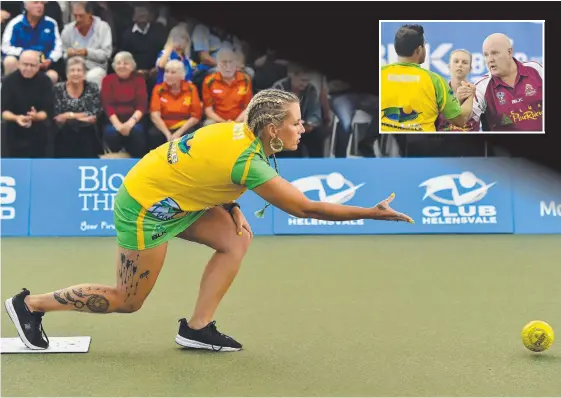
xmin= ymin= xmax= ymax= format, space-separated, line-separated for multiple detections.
xmin=270 ymin=136 xmax=284 ymax=153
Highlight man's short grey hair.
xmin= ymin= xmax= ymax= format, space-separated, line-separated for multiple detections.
xmin=112 ymin=51 xmax=137 ymax=71
xmin=66 ymin=56 xmax=87 ymax=72
xmin=165 ymin=59 xmax=186 ymax=76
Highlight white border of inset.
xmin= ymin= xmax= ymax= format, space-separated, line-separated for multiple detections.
xmin=379 ymin=20 xmax=545 ymax=134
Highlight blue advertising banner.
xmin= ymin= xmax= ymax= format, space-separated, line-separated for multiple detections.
xmin=4 ymin=157 xmax=558 ymax=237
xmin=512 ymin=160 xmax=561 ymax=234
xmin=0 ymin=159 xmax=31 ymax=236
xmin=380 ymin=22 xmax=544 ymax=84
xmin=30 ymin=159 xmax=138 ymax=236
xmin=273 ymin=158 xmax=514 ymax=235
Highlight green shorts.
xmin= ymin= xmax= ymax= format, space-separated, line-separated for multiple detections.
xmin=114 ymin=186 xmax=207 ymax=251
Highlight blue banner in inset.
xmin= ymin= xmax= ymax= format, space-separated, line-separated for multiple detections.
xmin=380 ymin=21 xmax=543 ymax=84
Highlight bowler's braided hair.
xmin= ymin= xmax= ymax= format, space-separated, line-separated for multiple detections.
xmin=245 ymin=89 xmax=300 ymax=136
xmin=245 ymin=89 xmax=299 ymax=218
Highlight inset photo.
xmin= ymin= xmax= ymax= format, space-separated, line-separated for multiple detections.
xmin=379 ymin=21 xmax=544 ymax=133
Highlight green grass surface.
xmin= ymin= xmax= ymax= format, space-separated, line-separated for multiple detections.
xmin=2 ymin=235 xmax=561 ymax=397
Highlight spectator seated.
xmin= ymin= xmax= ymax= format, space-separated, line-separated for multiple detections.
xmin=61 ymin=1 xmax=112 ymax=88
xmin=1 ymin=50 xmax=54 ymax=158
xmin=1 ymin=1 xmax=62 ymax=83
xmin=149 ymin=60 xmax=202 ymax=149
xmin=53 ymin=56 xmax=101 ymax=158
xmin=202 ymin=48 xmax=253 ymax=125
xmin=101 ymin=51 xmax=148 ymax=158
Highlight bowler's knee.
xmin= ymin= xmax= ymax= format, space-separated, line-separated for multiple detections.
xmin=227 ymin=228 xmax=252 ymax=258
xmin=3 ymin=56 xmax=18 ymax=74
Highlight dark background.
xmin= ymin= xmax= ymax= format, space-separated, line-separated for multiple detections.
xmin=166 ymin=1 xmax=559 ymax=172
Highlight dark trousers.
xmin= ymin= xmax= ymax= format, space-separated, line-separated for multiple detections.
xmin=54 ymin=120 xmax=100 ymax=158
xmin=3 ymin=121 xmax=49 ymax=158
xmin=275 ymin=124 xmax=329 ymax=158
xmin=103 ymin=123 xmax=147 ymax=158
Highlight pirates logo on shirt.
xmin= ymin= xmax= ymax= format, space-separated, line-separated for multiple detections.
xmin=496 ymin=91 xmax=506 ymax=105
xmin=183 ymin=97 xmax=191 ymax=107
xmin=237 ymin=86 xmax=248 ymax=95
xmin=525 ymin=84 xmax=537 ymax=97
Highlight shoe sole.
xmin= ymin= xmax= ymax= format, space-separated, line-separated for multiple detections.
xmin=175 ymin=334 xmax=241 ymax=352
xmin=4 ymin=298 xmax=47 ymax=350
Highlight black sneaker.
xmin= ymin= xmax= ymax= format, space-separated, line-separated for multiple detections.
xmin=175 ymin=318 xmax=242 ymax=352
xmin=4 ymin=288 xmax=49 ymax=350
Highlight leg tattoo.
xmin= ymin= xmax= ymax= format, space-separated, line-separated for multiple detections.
xmin=52 ymin=288 xmax=110 ymax=313
xmin=119 ymin=254 xmax=151 ymax=302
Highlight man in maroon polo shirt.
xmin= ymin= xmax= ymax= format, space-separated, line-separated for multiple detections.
xmin=472 ymin=33 xmax=543 ymax=132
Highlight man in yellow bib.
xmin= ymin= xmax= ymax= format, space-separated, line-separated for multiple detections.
xmin=381 ymin=24 xmax=475 ymax=132
xmin=5 ymin=89 xmax=414 ymax=353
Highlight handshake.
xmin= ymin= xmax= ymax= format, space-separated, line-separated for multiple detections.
xmin=456 ymin=81 xmax=476 ymax=103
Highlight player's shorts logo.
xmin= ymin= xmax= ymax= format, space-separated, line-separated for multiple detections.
xmin=147 ymin=197 xmax=186 ymax=221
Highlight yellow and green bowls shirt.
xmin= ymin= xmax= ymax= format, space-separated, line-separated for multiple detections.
xmin=381 ymin=62 xmax=462 ymax=132
xmin=123 ymin=122 xmax=278 ymax=214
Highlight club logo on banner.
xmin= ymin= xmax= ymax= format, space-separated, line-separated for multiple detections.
xmin=288 ymin=172 xmax=365 ymax=227
xmin=419 ymin=171 xmax=498 ymax=225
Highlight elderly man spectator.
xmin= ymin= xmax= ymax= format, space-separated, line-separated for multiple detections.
xmin=149 ymin=60 xmax=202 ymax=149
xmin=61 ymin=1 xmax=112 ymax=88
xmin=201 ymin=48 xmax=252 ymax=125
xmin=1 ymin=1 xmax=62 ymax=83
xmin=121 ymin=4 xmax=166 ymax=84
xmin=53 ymin=56 xmax=101 ymax=158
xmin=101 ymin=51 xmax=148 ymax=158
xmin=472 ymin=33 xmax=543 ymax=132
xmin=272 ymin=63 xmax=329 ymax=158
xmin=1 ymin=50 xmax=54 ymax=158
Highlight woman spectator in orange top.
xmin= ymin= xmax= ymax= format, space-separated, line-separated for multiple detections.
xmin=149 ymin=59 xmax=202 ymax=149
xmin=100 ymin=51 xmax=148 ymax=158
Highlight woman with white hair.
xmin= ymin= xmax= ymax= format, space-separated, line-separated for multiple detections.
xmin=149 ymin=59 xmax=202 ymax=148
xmin=155 ymin=23 xmax=195 ymax=84
xmin=53 ymin=56 xmax=101 ymax=158
xmin=100 ymin=51 xmax=148 ymax=158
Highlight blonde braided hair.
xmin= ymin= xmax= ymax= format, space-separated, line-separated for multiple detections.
xmin=245 ymin=89 xmax=300 ymax=136
xmin=245 ymin=89 xmax=300 ymax=218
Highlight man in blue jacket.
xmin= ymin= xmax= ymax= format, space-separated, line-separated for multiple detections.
xmin=2 ymin=1 xmax=62 ymax=83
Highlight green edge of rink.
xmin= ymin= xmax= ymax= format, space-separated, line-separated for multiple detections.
xmin=2 ymin=235 xmax=560 ymax=397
